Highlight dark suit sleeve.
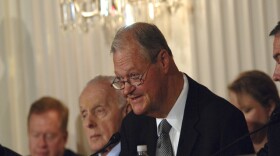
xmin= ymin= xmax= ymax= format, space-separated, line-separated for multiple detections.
xmin=119 ymin=112 xmax=131 ymax=156
xmin=0 ymin=144 xmax=21 ymax=156
xmin=184 ymin=77 xmax=254 ymax=156
xmin=188 ymin=98 xmax=255 ymax=156
xmin=218 ymin=107 xmax=255 ymax=155
xmin=267 ymin=107 xmax=280 ymax=156
xmin=120 ymin=112 xmax=157 ymax=156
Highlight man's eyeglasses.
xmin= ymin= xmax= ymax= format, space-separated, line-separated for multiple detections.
xmin=111 ymin=65 xmax=151 ymax=90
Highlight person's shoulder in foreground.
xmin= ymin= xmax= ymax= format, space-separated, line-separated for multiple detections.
xmin=0 ymin=144 xmax=21 ymax=156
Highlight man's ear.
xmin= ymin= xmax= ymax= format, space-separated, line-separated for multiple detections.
xmin=158 ymin=50 xmax=170 ymax=73
xmin=64 ymin=131 xmax=68 ymax=143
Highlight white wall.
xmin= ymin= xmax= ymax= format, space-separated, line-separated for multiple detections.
xmin=188 ymin=0 xmax=280 ymax=98
xmin=0 ymin=0 xmax=279 ymax=155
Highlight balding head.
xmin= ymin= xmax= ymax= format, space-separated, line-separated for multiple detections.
xmin=79 ymin=75 xmax=129 ymax=153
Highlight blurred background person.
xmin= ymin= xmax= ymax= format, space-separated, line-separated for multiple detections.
xmin=28 ymin=97 xmax=79 ymax=156
xmin=257 ymin=20 xmax=280 ymax=156
xmin=79 ymin=75 xmax=130 ymax=156
xmin=228 ymin=70 xmax=280 ymax=153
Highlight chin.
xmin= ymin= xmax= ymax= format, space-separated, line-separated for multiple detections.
xmin=91 ymin=147 xmax=101 ymax=154
xmin=134 ymin=107 xmax=150 ymax=115
xmin=90 ymin=143 xmax=106 ymax=153
xmin=133 ymin=109 xmax=144 ymax=115
xmin=132 ymin=104 xmax=148 ymax=115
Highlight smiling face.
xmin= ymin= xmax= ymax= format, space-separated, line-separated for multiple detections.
xmin=28 ymin=110 xmax=67 ymax=156
xmin=79 ymin=81 xmax=125 ymax=152
xmin=112 ymin=43 xmax=168 ymax=117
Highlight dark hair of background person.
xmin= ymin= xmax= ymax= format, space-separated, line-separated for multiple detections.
xmin=228 ymin=70 xmax=280 ymax=108
xmin=27 ymin=96 xmax=69 ymax=132
xmin=269 ymin=21 xmax=280 ymax=36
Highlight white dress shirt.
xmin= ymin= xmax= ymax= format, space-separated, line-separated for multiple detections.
xmin=106 ymin=142 xmax=121 ymax=156
xmin=156 ymin=73 xmax=189 ymax=156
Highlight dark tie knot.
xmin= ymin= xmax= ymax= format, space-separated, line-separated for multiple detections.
xmin=158 ymin=119 xmax=172 ymax=134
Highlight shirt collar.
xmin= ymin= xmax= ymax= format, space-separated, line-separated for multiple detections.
xmin=157 ymin=74 xmax=189 ymax=133
xmin=107 ymin=142 xmax=121 ymax=156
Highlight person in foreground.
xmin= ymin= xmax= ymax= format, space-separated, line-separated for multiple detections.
xmin=257 ymin=21 xmax=280 ymax=156
xmin=0 ymin=144 xmax=21 ymax=156
xmin=28 ymin=96 xmax=78 ymax=156
xmin=79 ymin=75 xmax=130 ymax=156
xmin=228 ymin=70 xmax=279 ymax=153
xmin=110 ymin=22 xmax=254 ymax=156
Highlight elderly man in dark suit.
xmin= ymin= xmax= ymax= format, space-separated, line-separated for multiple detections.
xmin=110 ymin=22 xmax=254 ymax=156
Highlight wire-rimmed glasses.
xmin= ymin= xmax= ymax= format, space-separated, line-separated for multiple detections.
xmin=111 ymin=65 xmax=151 ymax=90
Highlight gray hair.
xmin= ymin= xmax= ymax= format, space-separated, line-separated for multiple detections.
xmin=84 ymin=75 xmax=127 ymax=108
xmin=110 ymin=22 xmax=172 ymax=63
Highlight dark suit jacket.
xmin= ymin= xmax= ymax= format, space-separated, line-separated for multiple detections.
xmin=0 ymin=144 xmax=20 ymax=156
xmin=257 ymin=106 xmax=280 ymax=156
xmin=267 ymin=106 xmax=280 ymax=156
xmin=120 ymin=75 xmax=254 ymax=156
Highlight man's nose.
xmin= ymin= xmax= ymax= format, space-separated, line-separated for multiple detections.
xmin=122 ymin=82 xmax=136 ymax=97
xmin=38 ymin=135 xmax=47 ymax=147
xmin=85 ymin=113 xmax=97 ymax=129
xmin=273 ymin=64 xmax=280 ymax=81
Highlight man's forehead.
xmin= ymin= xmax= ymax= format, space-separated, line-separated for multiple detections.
xmin=275 ymin=33 xmax=280 ymax=45
xmin=274 ymin=33 xmax=280 ymax=57
xmin=114 ymin=56 xmax=146 ymax=74
xmin=273 ymin=36 xmax=280 ymax=64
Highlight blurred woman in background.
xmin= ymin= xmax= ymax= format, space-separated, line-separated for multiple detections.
xmin=228 ymin=70 xmax=280 ymax=153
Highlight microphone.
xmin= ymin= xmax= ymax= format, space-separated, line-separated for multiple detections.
xmin=211 ymin=109 xmax=280 ymax=156
xmin=91 ymin=132 xmax=121 ymax=156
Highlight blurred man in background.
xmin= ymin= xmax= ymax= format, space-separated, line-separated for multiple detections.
xmin=28 ymin=96 xmax=78 ymax=156
xmin=79 ymin=75 xmax=130 ymax=156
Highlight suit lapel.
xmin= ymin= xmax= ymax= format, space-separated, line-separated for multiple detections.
xmin=177 ymin=76 xmax=200 ymax=156
xmin=147 ymin=118 xmax=157 ymax=156
xmin=138 ymin=116 xmax=157 ymax=156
